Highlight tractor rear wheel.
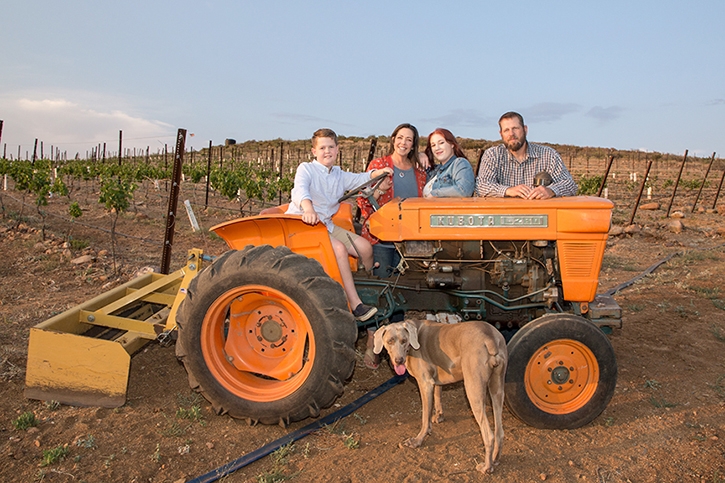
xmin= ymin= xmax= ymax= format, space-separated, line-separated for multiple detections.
xmin=175 ymin=245 xmax=357 ymax=426
xmin=505 ymin=314 xmax=617 ymax=429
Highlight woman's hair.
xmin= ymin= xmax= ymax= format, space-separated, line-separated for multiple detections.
xmin=386 ymin=123 xmax=420 ymax=167
xmin=424 ymin=128 xmax=467 ymax=163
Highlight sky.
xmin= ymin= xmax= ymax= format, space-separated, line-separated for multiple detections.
xmin=1 ymin=1 xmax=724 ymax=159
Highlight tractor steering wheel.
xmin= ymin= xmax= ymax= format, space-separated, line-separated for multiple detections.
xmin=337 ymin=172 xmax=389 ymax=203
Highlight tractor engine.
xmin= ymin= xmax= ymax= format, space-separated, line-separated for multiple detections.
xmin=395 ymin=240 xmax=561 ymax=327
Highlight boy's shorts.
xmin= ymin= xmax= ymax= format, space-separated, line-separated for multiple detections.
xmin=330 ymin=225 xmax=362 ymax=251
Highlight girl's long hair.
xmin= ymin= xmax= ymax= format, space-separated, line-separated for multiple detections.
xmin=424 ymin=128 xmax=467 ymax=165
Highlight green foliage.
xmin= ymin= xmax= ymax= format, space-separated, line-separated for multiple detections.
xmin=50 ymin=177 xmax=68 ymax=198
xmin=151 ymin=443 xmax=161 ymax=463
xmin=712 ymin=374 xmax=725 ymax=399
xmin=210 ymin=164 xmax=287 ymax=212
xmin=176 ymin=405 xmax=204 ymax=423
xmin=12 ymin=411 xmax=39 ymax=430
xmin=41 ymin=445 xmax=69 ymax=466
xmin=679 ymin=178 xmax=707 ymax=190
xmin=342 ymin=433 xmax=359 ymax=449
xmin=577 ymin=175 xmax=603 ymax=195
xmin=649 ymin=396 xmax=677 ymax=408
xmin=68 ymin=201 xmax=82 ymax=220
xmin=644 ymin=379 xmax=661 ymax=390
xmin=75 ymin=434 xmax=96 ymax=449
xmin=711 ymin=324 xmax=725 ymax=343
xmin=186 ymin=164 xmax=208 ymax=184
xmin=99 ymin=177 xmax=136 ymax=213
xmin=70 ymin=238 xmax=89 ymax=250
xmin=44 ymin=400 xmax=61 ymax=411
xmin=256 ymin=443 xmax=300 ymax=483
xmin=8 ymin=161 xmax=34 ymax=192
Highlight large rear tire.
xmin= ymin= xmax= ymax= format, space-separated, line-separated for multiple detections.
xmin=175 ymin=245 xmax=357 ymax=426
xmin=505 ymin=314 xmax=617 ymax=429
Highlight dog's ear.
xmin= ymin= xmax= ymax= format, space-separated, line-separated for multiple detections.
xmin=403 ymin=320 xmax=420 ymax=350
xmin=372 ymin=326 xmax=387 ymax=354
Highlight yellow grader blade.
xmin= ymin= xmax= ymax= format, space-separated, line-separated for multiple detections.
xmin=25 ymin=249 xmax=204 ymax=407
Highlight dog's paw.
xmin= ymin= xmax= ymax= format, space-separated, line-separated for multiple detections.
xmin=399 ymin=438 xmax=422 ymax=449
xmin=475 ymin=462 xmax=494 ymax=474
xmin=432 ymin=412 xmax=444 ymax=424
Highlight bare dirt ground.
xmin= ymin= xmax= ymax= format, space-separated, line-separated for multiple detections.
xmin=1 ymin=183 xmax=724 ymax=483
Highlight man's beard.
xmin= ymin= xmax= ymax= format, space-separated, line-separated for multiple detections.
xmin=505 ymin=136 xmax=526 ymax=152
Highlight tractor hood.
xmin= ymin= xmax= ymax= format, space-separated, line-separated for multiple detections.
xmin=367 ymin=196 xmax=614 ymax=242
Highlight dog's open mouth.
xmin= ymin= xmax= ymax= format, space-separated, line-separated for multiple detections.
xmin=394 ymin=364 xmax=407 ymax=376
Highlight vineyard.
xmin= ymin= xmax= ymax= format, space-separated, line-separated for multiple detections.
xmin=1 ymin=137 xmax=725 ymax=482
xmin=2 ymin=136 xmax=724 ymax=227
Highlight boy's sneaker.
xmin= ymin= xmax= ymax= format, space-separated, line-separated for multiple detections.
xmin=352 ymin=303 xmax=377 ymax=321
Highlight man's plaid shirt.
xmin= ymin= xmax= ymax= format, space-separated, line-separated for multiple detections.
xmin=475 ymin=142 xmax=578 ymax=197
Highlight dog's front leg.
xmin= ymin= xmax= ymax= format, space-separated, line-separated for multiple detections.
xmin=401 ymin=381 xmax=434 ymax=448
xmin=432 ymin=385 xmax=444 ymax=423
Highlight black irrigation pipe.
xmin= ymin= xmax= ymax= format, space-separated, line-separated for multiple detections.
xmin=602 ymin=252 xmax=680 ymax=296
xmin=602 ymin=241 xmax=725 ymax=296
xmin=187 ymin=374 xmax=408 ymax=483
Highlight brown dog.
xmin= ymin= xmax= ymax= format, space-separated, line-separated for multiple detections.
xmin=373 ymin=319 xmax=507 ymax=474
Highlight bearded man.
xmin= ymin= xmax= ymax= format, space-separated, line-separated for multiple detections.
xmin=475 ymin=111 xmax=577 ymax=199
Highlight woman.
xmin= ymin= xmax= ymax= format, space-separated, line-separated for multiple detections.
xmin=357 ymin=123 xmax=427 ymax=369
xmin=358 ymin=123 xmax=427 ymax=278
xmin=423 ymin=128 xmax=475 ymax=197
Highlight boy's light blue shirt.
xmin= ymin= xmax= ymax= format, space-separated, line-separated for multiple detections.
xmin=286 ymin=160 xmax=372 ymax=232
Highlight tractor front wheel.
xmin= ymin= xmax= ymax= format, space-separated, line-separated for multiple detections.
xmin=505 ymin=314 xmax=617 ymax=429
xmin=175 ymin=245 xmax=357 ymax=426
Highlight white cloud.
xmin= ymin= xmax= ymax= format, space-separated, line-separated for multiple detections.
xmin=422 ymin=109 xmax=495 ymax=128
xmin=585 ymin=105 xmax=625 ymax=123
xmin=524 ymin=103 xmax=581 ymax=123
xmin=0 ymin=92 xmax=176 ymax=157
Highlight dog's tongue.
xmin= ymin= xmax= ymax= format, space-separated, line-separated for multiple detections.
xmin=394 ymin=364 xmax=407 ymax=376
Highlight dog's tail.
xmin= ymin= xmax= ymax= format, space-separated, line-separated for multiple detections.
xmin=483 ymin=337 xmax=505 ymax=369
xmin=488 ymin=352 xmax=506 ymax=369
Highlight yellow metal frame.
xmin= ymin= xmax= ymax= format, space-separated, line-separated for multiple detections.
xmin=24 ymin=249 xmax=203 ymax=407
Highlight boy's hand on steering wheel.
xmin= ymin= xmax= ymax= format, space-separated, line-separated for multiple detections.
xmin=372 ymin=167 xmax=393 ymax=180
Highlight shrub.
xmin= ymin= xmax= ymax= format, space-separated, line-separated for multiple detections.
xmin=12 ymin=411 xmax=39 ymax=430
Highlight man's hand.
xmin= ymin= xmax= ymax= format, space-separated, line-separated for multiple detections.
xmin=505 ymin=184 xmax=555 ymax=199
xmin=527 ymin=186 xmax=555 ymax=199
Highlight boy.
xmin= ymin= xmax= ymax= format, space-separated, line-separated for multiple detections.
xmin=287 ymin=128 xmax=392 ymax=321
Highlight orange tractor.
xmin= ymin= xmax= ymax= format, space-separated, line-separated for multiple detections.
xmin=26 ymin=176 xmax=621 ymax=430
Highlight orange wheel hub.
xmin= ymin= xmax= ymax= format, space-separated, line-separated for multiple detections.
xmin=200 ymin=285 xmax=314 ymax=402
xmin=524 ymin=339 xmax=599 ymax=414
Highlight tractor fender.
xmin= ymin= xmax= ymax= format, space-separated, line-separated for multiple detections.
xmin=210 ymin=213 xmax=344 ymax=287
